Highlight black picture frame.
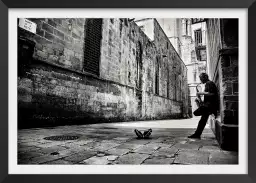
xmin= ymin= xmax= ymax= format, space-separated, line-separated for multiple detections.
xmin=0 ymin=0 xmax=253 ymax=182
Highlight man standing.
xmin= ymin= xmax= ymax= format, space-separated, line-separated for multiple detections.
xmin=188 ymin=73 xmax=219 ymax=139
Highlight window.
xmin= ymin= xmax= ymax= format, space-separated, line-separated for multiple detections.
xmin=124 ymin=19 xmax=128 ymax=26
xmin=174 ymin=74 xmax=177 ymax=100
xmin=155 ymin=57 xmax=160 ymax=95
xmin=194 ymin=29 xmax=202 ymax=46
xmin=119 ymin=20 xmax=123 ymax=37
xmin=180 ymin=80 xmax=182 ymax=101
xmin=186 ymin=20 xmax=188 ymax=35
xmin=167 ymin=69 xmax=169 ymax=98
xmin=136 ymin=42 xmax=143 ymax=89
xmin=83 ymin=19 xmax=103 ymax=76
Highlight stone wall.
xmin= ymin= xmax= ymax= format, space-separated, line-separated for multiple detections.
xmin=206 ymin=19 xmax=222 ymax=80
xmin=18 ymin=18 xmax=190 ymax=128
xmin=206 ymin=19 xmax=238 ymax=151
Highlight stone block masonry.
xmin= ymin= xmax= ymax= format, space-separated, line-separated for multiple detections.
xmin=18 ymin=18 xmax=190 ymax=128
xmin=206 ymin=19 xmax=238 ymax=151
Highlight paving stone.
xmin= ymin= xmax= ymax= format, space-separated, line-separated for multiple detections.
xmin=199 ymin=146 xmax=221 ymax=152
xmin=45 ymin=159 xmax=72 ymax=164
xmin=99 ymin=140 xmax=120 ymax=144
xmin=39 ymin=141 xmax=68 ymax=146
xmin=178 ymin=141 xmax=187 ymax=144
xmin=174 ymin=137 xmax=188 ymax=141
xmin=78 ymin=142 xmax=101 ymax=149
xmin=81 ymin=156 xmax=112 ymax=165
xmin=30 ymin=154 xmax=62 ymax=164
xmin=106 ymin=148 xmax=131 ymax=156
xmin=162 ymin=139 xmax=176 ymax=146
xmin=147 ymin=142 xmax=170 ymax=148
xmin=149 ymin=137 xmax=166 ymax=143
xmin=125 ymin=139 xmax=152 ymax=145
xmin=92 ymin=142 xmax=120 ymax=152
xmin=152 ymin=146 xmax=179 ymax=158
xmin=60 ymin=143 xmax=93 ymax=152
xmin=132 ymin=144 xmax=160 ymax=154
xmin=18 ymin=145 xmax=41 ymax=152
xmin=19 ymin=141 xmax=41 ymax=146
xmin=63 ymin=150 xmax=97 ymax=163
xmin=115 ymin=153 xmax=150 ymax=164
xmin=187 ymin=139 xmax=219 ymax=146
xmin=35 ymin=143 xmax=59 ymax=148
xmin=18 ymin=159 xmax=39 ymax=164
xmin=57 ymin=149 xmax=78 ymax=157
xmin=173 ymin=137 xmax=189 ymax=144
xmin=97 ymin=153 xmax=105 ymax=157
xmin=115 ymin=143 xmax=143 ymax=150
xmin=142 ymin=157 xmax=175 ymax=164
xmin=173 ymin=143 xmax=200 ymax=150
xmin=112 ymin=137 xmax=131 ymax=141
xmin=72 ymin=139 xmax=96 ymax=146
xmin=38 ymin=146 xmax=67 ymax=154
xmin=174 ymin=150 xmax=210 ymax=164
xmin=107 ymin=155 xmax=118 ymax=161
xmin=209 ymin=152 xmax=238 ymax=164
xmin=18 ymin=151 xmax=45 ymax=161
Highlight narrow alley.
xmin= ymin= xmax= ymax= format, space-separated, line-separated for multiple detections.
xmin=17 ymin=18 xmax=239 ymax=166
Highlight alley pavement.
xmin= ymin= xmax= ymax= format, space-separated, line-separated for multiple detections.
xmin=18 ymin=118 xmax=238 ymax=165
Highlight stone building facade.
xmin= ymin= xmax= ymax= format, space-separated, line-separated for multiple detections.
xmin=136 ymin=18 xmax=208 ymax=115
xmin=203 ymin=18 xmax=239 ymax=151
xmin=18 ymin=18 xmax=190 ymax=128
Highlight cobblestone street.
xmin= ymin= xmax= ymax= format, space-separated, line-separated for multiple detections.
xmin=18 ymin=117 xmax=238 ymax=165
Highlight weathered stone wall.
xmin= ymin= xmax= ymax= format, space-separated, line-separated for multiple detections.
xmin=206 ymin=19 xmax=238 ymax=150
xmin=20 ymin=18 xmax=85 ymax=71
xmin=206 ymin=19 xmax=238 ymax=125
xmin=18 ymin=18 xmax=190 ymax=128
xmin=153 ymin=20 xmax=189 ymax=116
xmin=206 ymin=19 xmax=222 ymax=80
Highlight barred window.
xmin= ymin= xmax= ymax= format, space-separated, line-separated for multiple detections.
xmin=194 ymin=29 xmax=202 ymax=46
xmin=83 ymin=18 xmax=103 ymax=76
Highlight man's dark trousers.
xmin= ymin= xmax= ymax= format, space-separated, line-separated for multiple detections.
xmin=193 ymin=106 xmax=211 ymax=136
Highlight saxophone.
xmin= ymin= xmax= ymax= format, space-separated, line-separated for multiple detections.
xmin=195 ymin=83 xmax=203 ymax=108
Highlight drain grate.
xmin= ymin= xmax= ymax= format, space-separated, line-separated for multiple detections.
xmin=44 ymin=135 xmax=79 ymax=141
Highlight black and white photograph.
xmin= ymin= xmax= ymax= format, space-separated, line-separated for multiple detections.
xmin=11 ymin=9 xmax=246 ymax=174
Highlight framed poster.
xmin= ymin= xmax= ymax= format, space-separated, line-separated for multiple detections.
xmin=0 ymin=0 xmax=253 ymax=182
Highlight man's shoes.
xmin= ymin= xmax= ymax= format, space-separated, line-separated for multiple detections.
xmin=134 ymin=129 xmax=143 ymax=139
xmin=134 ymin=129 xmax=152 ymax=139
xmin=143 ymin=129 xmax=152 ymax=138
xmin=188 ymin=134 xmax=201 ymax=139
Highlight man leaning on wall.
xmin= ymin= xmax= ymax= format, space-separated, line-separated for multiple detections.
xmin=188 ymin=73 xmax=219 ymax=139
